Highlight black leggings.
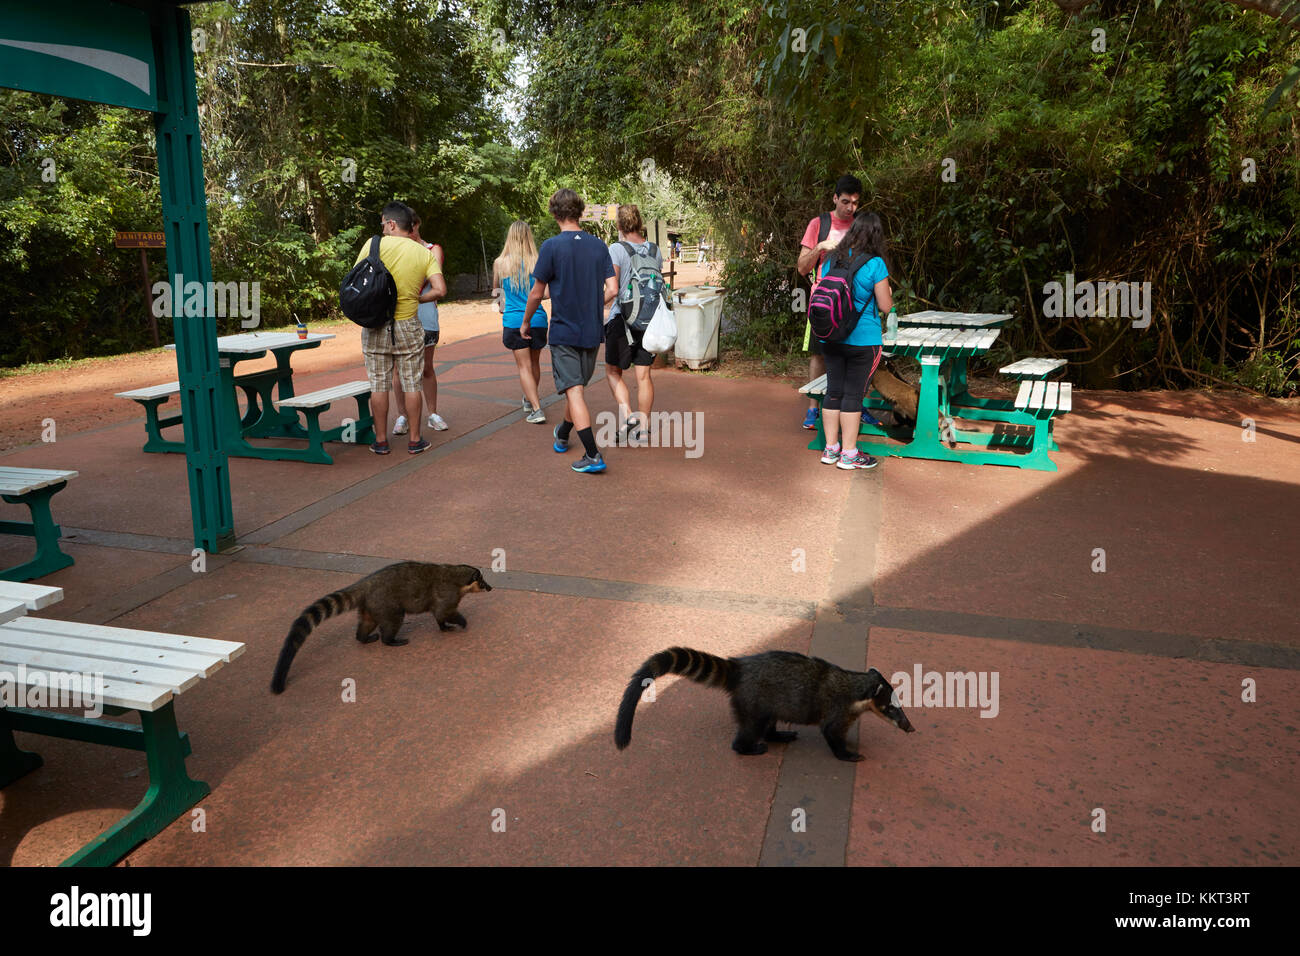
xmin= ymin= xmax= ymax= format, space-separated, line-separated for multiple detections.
xmin=822 ymin=343 xmax=882 ymax=412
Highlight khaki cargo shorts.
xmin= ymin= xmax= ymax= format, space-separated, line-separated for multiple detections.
xmin=363 ymin=317 xmax=424 ymax=392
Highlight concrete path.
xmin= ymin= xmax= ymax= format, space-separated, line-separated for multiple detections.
xmin=0 ymin=331 xmax=1296 ymax=866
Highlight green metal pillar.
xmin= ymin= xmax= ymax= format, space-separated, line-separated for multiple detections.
xmin=151 ymin=4 xmax=235 ymax=553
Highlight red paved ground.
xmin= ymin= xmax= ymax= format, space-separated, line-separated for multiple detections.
xmin=1 ymin=316 xmax=1296 ymax=866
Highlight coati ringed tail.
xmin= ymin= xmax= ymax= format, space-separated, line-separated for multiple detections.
xmin=615 ymin=646 xmax=914 ymax=761
xmin=270 ymin=561 xmax=492 ymax=694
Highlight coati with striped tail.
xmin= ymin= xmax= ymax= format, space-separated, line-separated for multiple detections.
xmin=270 ymin=561 xmax=492 ymax=694
xmin=615 ymin=647 xmax=915 ymax=761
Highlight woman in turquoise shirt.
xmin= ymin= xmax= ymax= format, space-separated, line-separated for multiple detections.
xmin=493 ymin=221 xmax=549 ymax=424
xmin=816 ymin=211 xmax=892 ymax=470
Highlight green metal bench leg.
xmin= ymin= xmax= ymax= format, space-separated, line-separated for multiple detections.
xmin=806 ymin=395 xmax=827 ymax=451
xmin=0 ymin=710 xmax=43 ymax=788
xmin=60 ymin=702 xmax=209 ymax=868
xmin=353 ymin=394 xmax=376 ymax=445
xmin=298 ymin=407 xmax=336 ymax=465
xmin=1 ymin=482 xmax=74 ymax=582
xmin=136 ymin=398 xmax=186 ymax=454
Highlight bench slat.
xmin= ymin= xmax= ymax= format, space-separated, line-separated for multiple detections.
xmin=115 ymin=382 xmax=180 ymax=400
xmin=1058 ymin=382 xmax=1073 ymax=412
xmin=0 ymin=627 xmax=224 ymax=683
xmin=799 ymin=373 xmax=829 ymax=395
xmin=0 ymin=598 xmax=28 ymax=626
xmin=9 ymin=616 xmax=245 ymax=661
xmin=0 ymin=642 xmax=204 ymax=694
xmin=1043 ymin=381 xmax=1059 ymax=411
xmin=1014 ymin=380 xmax=1033 ymax=409
xmin=0 ymin=582 xmax=64 ymax=610
xmin=1000 ymin=357 xmax=1067 ymax=377
xmin=0 ymin=468 xmax=79 ymax=496
xmin=275 ymin=380 xmax=371 ymax=409
xmin=0 ymin=658 xmax=175 ymax=711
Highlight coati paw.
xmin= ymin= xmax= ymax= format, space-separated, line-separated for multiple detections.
xmin=733 ymin=741 xmax=768 ymax=756
xmin=381 ymin=636 xmax=409 ymax=646
xmin=356 ymin=632 xmax=380 ymax=644
xmin=766 ymin=730 xmax=798 ymax=743
xmin=835 ymin=751 xmax=866 ymax=762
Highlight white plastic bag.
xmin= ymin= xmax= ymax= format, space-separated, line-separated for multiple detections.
xmin=641 ymin=292 xmax=677 ymax=354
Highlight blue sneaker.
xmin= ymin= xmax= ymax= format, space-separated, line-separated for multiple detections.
xmin=802 ymin=408 xmax=820 ymax=430
xmin=571 ymin=453 xmax=606 ymax=473
xmin=553 ymin=425 xmax=569 ymax=453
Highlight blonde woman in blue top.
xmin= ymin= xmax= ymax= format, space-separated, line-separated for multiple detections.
xmin=493 ymin=221 xmax=549 ymax=423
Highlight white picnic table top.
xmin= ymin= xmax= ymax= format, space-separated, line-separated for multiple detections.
xmin=0 ymin=467 xmax=79 ymax=496
xmin=899 ymin=311 xmax=1012 ymax=328
xmin=883 ymin=327 xmax=1000 ymax=351
xmin=165 ymin=331 xmax=334 ymax=354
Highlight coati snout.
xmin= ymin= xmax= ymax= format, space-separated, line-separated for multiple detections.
xmin=861 ymin=685 xmax=916 ymax=734
xmin=615 ymin=647 xmax=916 ymax=762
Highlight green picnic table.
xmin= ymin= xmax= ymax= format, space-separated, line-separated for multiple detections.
xmin=118 ymin=331 xmax=376 ymax=464
xmin=802 ymin=314 xmax=1073 ymax=471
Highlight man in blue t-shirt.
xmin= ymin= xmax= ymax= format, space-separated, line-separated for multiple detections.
xmin=523 ymin=188 xmax=617 ymax=473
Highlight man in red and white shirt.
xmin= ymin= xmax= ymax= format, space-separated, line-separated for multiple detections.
xmin=797 ymin=175 xmax=861 ymax=429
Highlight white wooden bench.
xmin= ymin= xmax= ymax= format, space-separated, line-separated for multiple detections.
xmin=273 ymin=380 xmax=376 ymax=463
xmin=115 ymin=381 xmax=185 ymax=453
xmin=0 ymin=467 xmax=78 ymax=582
xmin=1000 ymin=357 xmax=1068 ymax=380
xmin=0 ymin=579 xmax=245 ymax=867
xmin=1015 ymin=380 xmax=1073 ymax=415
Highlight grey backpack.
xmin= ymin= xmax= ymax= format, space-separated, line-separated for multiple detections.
xmin=617 ymin=241 xmax=667 ymax=332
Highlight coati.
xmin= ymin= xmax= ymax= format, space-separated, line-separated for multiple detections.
xmin=615 ymin=646 xmax=915 ymax=761
xmin=870 ymin=362 xmax=919 ymax=425
xmin=269 ymin=561 xmax=492 ymax=694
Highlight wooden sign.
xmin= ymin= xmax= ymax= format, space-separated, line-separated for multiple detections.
xmin=581 ymin=203 xmax=618 ymax=223
xmin=115 ymin=230 xmax=165 ymax=248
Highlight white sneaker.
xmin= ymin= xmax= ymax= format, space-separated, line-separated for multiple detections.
xmin=392 ymin=415 xmax=408 ymax=435
xmin=526 ymin=408 xmax=546 ymax=424
xmin=522 ymin=396 xmax=530 ymax=410
xmin=428 ymin=413 xmax=448 ymax=431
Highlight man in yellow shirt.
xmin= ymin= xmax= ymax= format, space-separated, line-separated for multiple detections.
xmin=354 ymin=202 xmax=446 ymax=453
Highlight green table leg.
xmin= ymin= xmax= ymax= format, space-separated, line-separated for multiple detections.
xmin=135 ymin=397 xmax=186 ymax=454
xmin=0 ymin=482 xmax=74 ymax=582
xmin=60 ymin=703 xmax=209 ymax=868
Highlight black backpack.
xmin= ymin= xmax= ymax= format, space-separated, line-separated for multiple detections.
xmin=807 ymin=251 xmax=873 ymax=343
xmin=340 ymin=236 xmax=397 ymax=331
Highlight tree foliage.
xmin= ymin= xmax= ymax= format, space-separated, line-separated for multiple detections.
xmin=516 ymin=0 xmax=1300 ymax=393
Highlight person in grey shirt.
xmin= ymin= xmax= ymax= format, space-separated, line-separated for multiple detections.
xmin=604 ymin=204 xmax=662 ymax=444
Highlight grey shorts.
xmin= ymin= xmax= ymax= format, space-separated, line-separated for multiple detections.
xmin=550 ymin=344 xmax=599 ymax=393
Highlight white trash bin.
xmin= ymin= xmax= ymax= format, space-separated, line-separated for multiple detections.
xmin=671 ymin=285 xmax=725 ymax=369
